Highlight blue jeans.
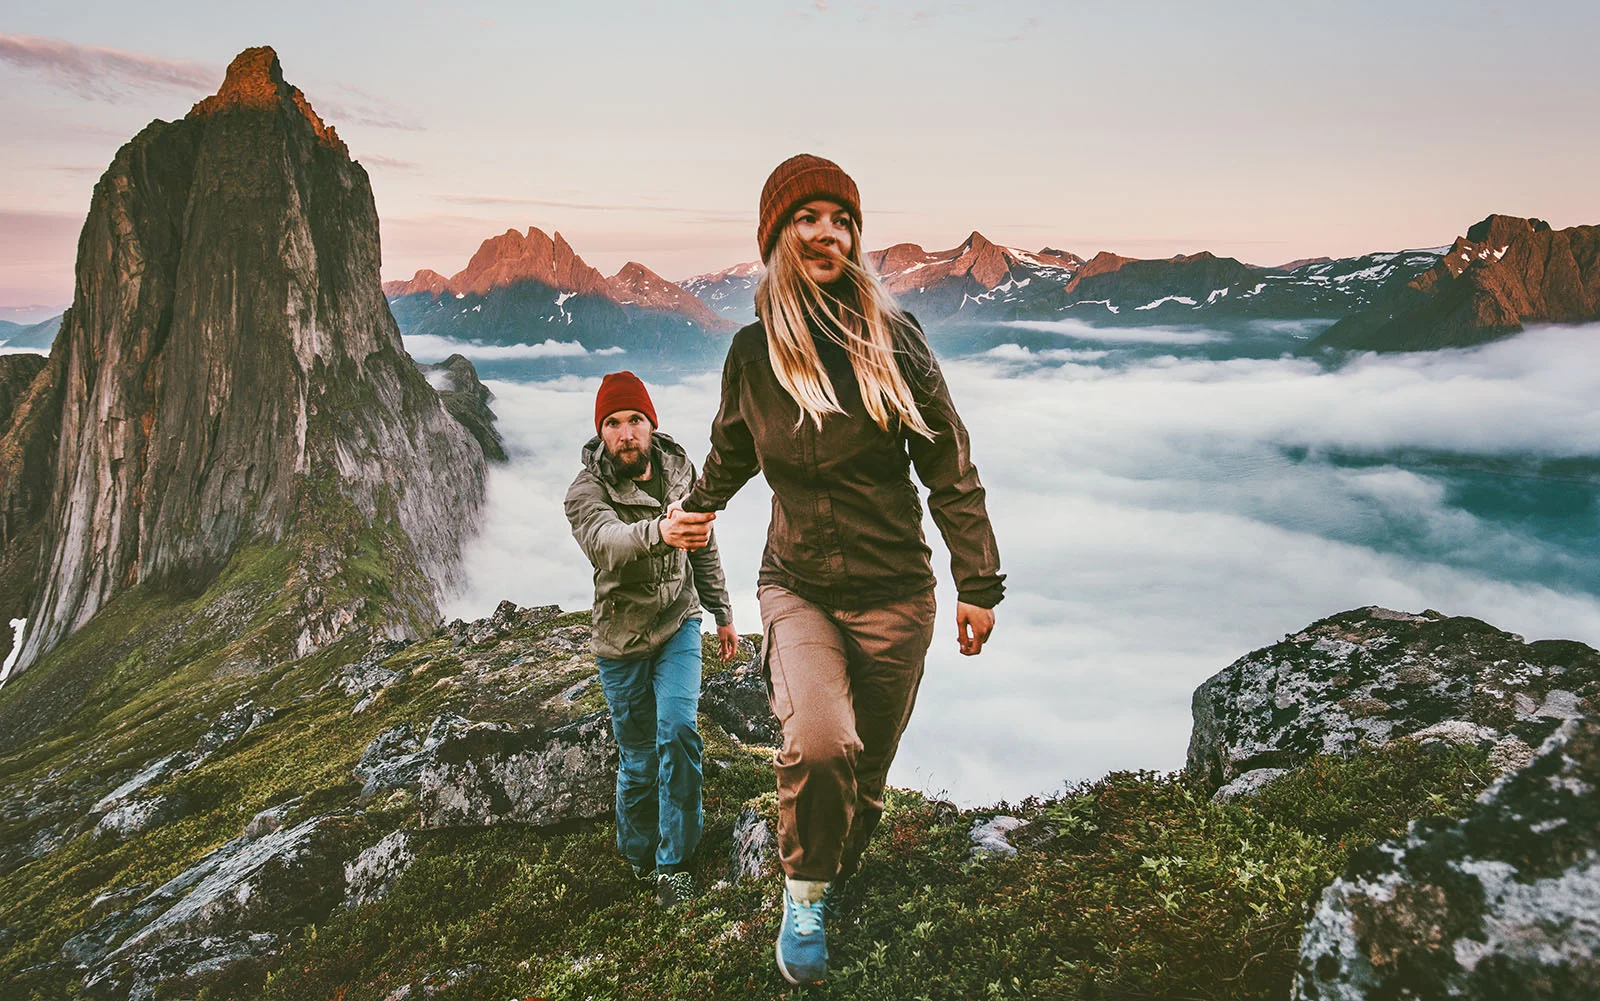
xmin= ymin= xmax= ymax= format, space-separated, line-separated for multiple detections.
xmin=595 ymin=616 xmax=704 ymax=872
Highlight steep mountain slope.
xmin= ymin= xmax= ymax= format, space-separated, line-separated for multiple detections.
xmin=0 ymin=47 xmax=489 ymax=679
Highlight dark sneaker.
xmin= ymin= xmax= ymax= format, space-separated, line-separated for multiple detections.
xmin=631 ymin=862 xmax=657 ymax=884
xmin=775 ymin=885 xmax=827 ymax=985
xmin=655 ymin=870 xmax=694 ymax=907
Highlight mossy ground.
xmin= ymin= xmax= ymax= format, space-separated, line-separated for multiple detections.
xmin=1 ymin=555 xmax=1494 ymax=1000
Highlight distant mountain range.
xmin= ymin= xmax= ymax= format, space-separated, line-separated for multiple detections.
xmin=15 ymin=214 xmax=1595 ymax=362
xmin=0 ymin=315 xmax=62 ymax=350
xmin=382 ymin=228 xmax=734 ymax=368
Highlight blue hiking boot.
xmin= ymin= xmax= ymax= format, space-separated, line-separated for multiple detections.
xmin=775 ymin=884 xmax=828 ymax=985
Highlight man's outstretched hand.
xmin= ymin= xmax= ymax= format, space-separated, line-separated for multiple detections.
xmin=660 ymin=500 xmax=715 ymax=550
xmin=955 ymin=602 xmax=995 ymax=656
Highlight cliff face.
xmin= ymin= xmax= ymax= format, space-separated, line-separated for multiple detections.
xmin=5 ymin=47 xmax=487 ymax=674
xmin=1313 ymin=214 xmax=1600 ymax=351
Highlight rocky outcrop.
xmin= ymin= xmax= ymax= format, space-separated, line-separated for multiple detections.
xmin=1313 ymin=214 xmax=1600 ymax=351
xmin=1294 ymin=718 xmax=1600 ymax=999
xmin=3 ymin=46 xmax=487 ymax=676
xmin=416 ymin=353 xmax=506 ymax=462
xmin=417 ymin=713 xmax=617 ymax=828
xmin=70 ymin=810 xmax=371 ymax=1000
xmin=1187 ymin=606 xmax=1598 ymax=797
xmin=700 ymin=647 xmax=780 ymax=746
xmin=0 ymin=353 xmax=47 ymax=437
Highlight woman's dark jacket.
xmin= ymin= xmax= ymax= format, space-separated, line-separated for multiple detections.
xmin=682 ymin=311 xmax=1005 ymax=610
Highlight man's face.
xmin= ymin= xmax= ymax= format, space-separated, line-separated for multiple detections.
xmin=600 ymin=409 xmax=653 ymax=478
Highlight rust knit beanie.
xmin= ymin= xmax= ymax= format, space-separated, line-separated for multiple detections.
xmin=757 ymin=154 xmax=862 ymax=263
xmin=594 ymin=371 xmax=658 ymax=433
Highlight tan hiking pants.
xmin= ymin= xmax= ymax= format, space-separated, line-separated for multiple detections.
xmin=756 ymin=583 xmax=937 ymax=882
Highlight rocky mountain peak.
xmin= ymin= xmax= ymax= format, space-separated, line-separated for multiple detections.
xmin=606 ymin=262 xmax=735 ymax=332
xmin=0 ymin=47 xmax=486 ymax=677
xmin=188 ymin=46 xmax=344 ymax=154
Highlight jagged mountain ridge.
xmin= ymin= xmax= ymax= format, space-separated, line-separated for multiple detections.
xmin=1313 ymin=214 xmax=1600 ymax=351
xmin=383 ymin=228 xmax=734 ymax=364
xmin=671 ymin=235 xmax=1447 ymax=332
xmin=0 ymin=47 xmax=490 ymax=677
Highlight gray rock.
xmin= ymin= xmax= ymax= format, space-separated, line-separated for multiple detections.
xmin=1187 ymin=606 xmax=1598 ymax=793
xmin=729 ymin=806 xmax=775 ymax=882
xmin=352 ymin=714 xmax=466 ymax=802
xmin=75 ymin=810 xmax=368 ymax=997
xmin=970 ymin=815 xmax=1027 ymax=858
xmin=241 ymin=798 xmax=300 ymax=840
xmin=1294 ymin=718 xmax=1600 ymax=999
xmin=344 ymin=830 xmax=415 ymax=908
xmin=701 ymin=643 xmax=780 ymax=747
xmin=1212 ymin=767 xmax=1291 ymax=803
xmin=82 ymin=931 xmax=279 ymax=1001
xmin=93 ymin=795 xmax=187 ymax=841
xmin=417 ymin=712 xmax=616 ymax=828
xmin=93 ymin=756 xmax=183 ymax=814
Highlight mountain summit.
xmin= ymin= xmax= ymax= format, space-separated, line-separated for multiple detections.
xmin=0 ymin=46 xmax=489 ymax=678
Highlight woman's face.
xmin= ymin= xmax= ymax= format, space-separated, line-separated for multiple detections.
xmin=789 ymin=199 xmax=854 ymax=286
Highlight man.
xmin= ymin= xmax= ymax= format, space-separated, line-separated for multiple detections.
xmin=564 ymin=371 xmax=737 ymax=907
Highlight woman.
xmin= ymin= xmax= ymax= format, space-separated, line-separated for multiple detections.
xmin=675 ymin=153 xmax=1005 ymax=985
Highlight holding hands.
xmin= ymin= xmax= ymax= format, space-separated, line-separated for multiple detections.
xmin=660 ymin=500 xmax=716 ymax=551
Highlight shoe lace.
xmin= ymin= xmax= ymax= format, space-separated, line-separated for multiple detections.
xmin=788 ymin=894 xmax=824 ymax=936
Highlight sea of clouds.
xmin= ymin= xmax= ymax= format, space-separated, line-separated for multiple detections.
xmin=422 ymin=323 xmax=1600 ymax=805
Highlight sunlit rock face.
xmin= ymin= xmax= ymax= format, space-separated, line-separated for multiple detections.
xmin=6 ymin=46 xmax=487 ymax=674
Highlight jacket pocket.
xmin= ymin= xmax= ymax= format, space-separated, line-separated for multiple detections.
xmin=618 ymin=555 xmax=654 ymax=586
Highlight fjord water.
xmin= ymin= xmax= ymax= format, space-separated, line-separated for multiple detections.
xmin=412 ymin=321 xmax=1600 ymax=804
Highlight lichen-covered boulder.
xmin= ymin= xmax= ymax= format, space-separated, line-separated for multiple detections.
xmin=1293 ymin=718 xmax=1600 ymax=999
xmin=416 ymin=712 xmax=616 ymax=828
xmin=344 ymin=830 xmax=416 ymax=909
xmin=1188 ymin=607 xmax=1597 ymax=793
xmin=70 ymin=811 xmax=369 ymax=999
xmin=700 ymin=643 xmax=780 ymax=747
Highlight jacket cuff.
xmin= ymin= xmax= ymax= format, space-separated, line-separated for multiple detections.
xmin=645 ymin=516 xmax=664 ymax=549
xmin=956 ymin=578 xmax=1006 ymax=609
xmin=713 ymin=607 xmax=734 ymax=628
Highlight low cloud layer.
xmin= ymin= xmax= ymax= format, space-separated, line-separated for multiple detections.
xmin=431 ymin=326 xmax=1600 ymax=805
xmin=404 ymin=334 xmax=623 ymax=362
xmin=1004 ymin=318 xmax=1222 ymax=344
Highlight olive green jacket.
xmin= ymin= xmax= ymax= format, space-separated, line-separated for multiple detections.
xmin=564 ymin=431 xmax=733 ymax=659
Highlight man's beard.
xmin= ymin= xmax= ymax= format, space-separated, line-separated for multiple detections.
xmin=608 ymin=442 xmax=650 ymax=479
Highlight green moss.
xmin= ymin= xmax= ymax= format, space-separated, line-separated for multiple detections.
xmin=0 ymin=555 xmax=1497 ymax=1001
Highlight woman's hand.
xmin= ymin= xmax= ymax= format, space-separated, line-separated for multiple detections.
xmin=955 ymin=602 xmax=994 ymax=656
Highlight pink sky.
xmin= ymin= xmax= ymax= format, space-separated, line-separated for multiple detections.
xmin=3 ymin=2 xmax=1598 ymax=307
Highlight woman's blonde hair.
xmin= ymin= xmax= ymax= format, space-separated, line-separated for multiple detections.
xmin=756 ymin=211 xmax=934 ymax=440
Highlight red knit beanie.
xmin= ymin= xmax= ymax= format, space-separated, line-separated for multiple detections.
xmin=757 ymin=153 xmax=862 ymax=263
xmin=594 ymin=371 xmax=658 ymax=433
